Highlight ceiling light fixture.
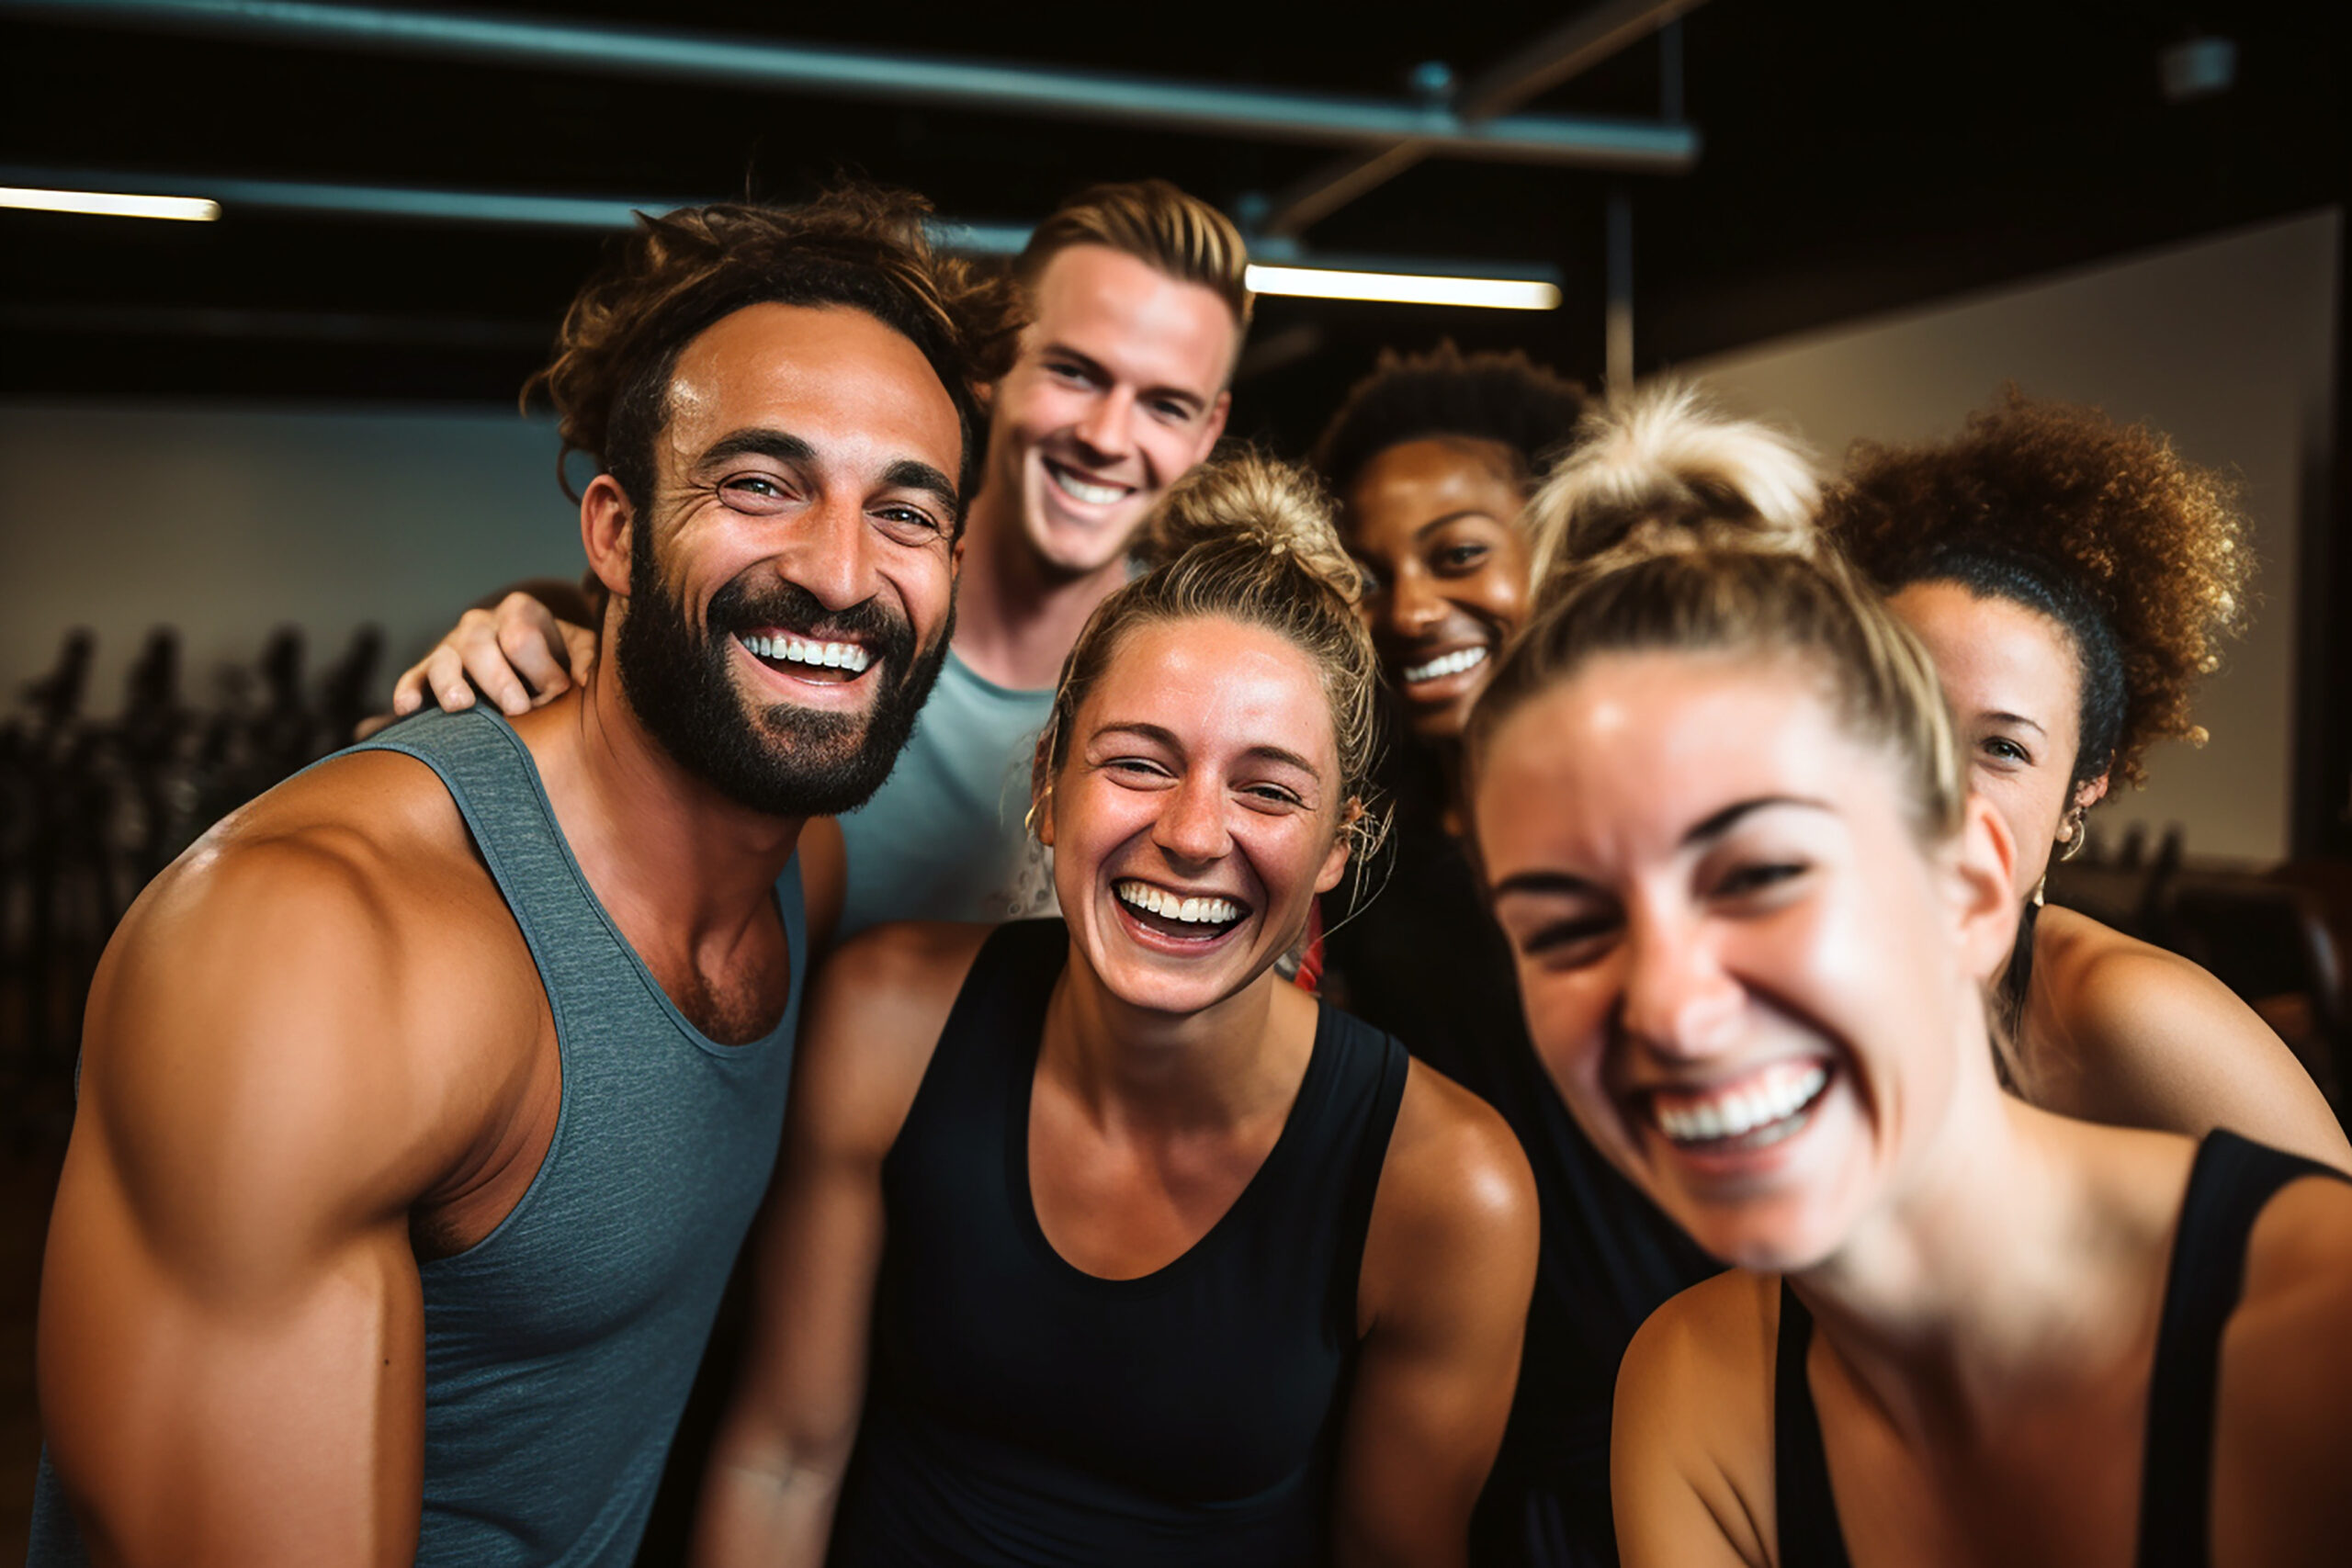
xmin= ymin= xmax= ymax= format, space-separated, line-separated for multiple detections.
xmin=0 ymin=185 xmax=220 ymax=221
xmin=1244 ymin=263 xmax=1559 ymax=310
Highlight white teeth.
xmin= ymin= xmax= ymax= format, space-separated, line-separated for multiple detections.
xmin=1401 ymin=646 xmax=1490 ymax=684
xmin=1114 ymin=880 xmax=1240 ymax=926
xmin=739 ymin=634 xmax=872 ymax=674
xmin=1048 ymin=463 xmax=1129 ymax=506
xmin=1652 ymin=1064 xmax=1829 ymax=1146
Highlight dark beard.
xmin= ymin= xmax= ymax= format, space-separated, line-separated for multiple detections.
xmin=615 ymin=530 xmax=953 ymax=818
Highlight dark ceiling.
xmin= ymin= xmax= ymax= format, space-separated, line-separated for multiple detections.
xmin=3 ymin=0 xmax=2345 ymax=452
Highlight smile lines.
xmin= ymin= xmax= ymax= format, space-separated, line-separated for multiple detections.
xmin=738 ymin=632 xmax=872 ymax=674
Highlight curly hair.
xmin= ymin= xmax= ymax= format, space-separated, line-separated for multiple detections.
xmin=526 ymin=183 xmax=1026 ymax=527
xmin=1034 ymin=451 xmax=1387 ymax=861
xmin=1823 ymin=392 xmax=2252 ymax=789
xmin=1308 ymin=341 xmax=1588 ymax=502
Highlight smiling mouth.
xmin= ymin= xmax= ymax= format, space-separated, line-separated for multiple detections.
xmin=1400 ymin=645 xmax=1490 ymax=686
xmin=1045 ymin=458 xmax=1135 ymax=509
xmin=1114 ymin=878 xmax=1249 ymax=942
xmin=735 ymin=631 xmax=874 ymax=683
xmin=1645 ymin=1062 xmax=1831 ymax=1155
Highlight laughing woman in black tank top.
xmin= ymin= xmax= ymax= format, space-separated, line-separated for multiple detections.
xmin=695 ymin=453 xmax=1539 ymax=1567
xmin=1464 ymin=507 xmax=2352 ymax=1568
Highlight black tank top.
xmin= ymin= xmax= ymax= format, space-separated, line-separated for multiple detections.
xmin=827 ymin=919 xmax=1412 ymax=1567
xmin=1772 ymin=1130 xmax=2347 ymax=1567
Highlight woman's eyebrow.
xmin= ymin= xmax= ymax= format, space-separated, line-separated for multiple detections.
xmin=1679 ymin=795 xmax=1832 ymax=849
xmin=1491 ymin=869 xmax=1605 ymax=902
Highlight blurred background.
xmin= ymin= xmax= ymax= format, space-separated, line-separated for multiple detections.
xmin=2 ymin=0 xmax=2347 ymax=1553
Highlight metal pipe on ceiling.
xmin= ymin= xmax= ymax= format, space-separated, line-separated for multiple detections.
xmin=0 ymin=167 xmax=1566 ymax=290
xmin=1260 ymin=0 xmax=1707 ymax=237
xmin=6 ymin=0 xmax=1698 ymax=170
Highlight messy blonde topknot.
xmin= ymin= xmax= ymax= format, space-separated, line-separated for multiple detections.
xmin=1034 ymin=451 xmax=1386 ymax=856
xmin=1522 ymin=380 xmax=1824 ymax=591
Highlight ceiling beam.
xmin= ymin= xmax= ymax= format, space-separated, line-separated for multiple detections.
xmin=8 ymin=0 xmax=1697 ymax=170
xmin=0 ymin=167 xmax=1566 ymax=289
xmin=1261 ymin=0 xmax=1707 ymax=237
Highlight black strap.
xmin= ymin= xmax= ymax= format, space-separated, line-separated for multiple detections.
xmin=1773 ymin=1281 xmax=1855 ymax=1568
xmin=2135 ymin=1130 xmax=2346 ymax=1568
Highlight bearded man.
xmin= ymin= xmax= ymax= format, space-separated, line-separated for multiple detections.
xmin=30 ymin=186 xmax=1018 ymax=1568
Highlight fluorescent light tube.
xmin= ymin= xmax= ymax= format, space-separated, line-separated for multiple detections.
xmin=0 ymin=186 xmax=221 ymax=221
xmin=1244 ymin=264 xmax=1559 ymax=310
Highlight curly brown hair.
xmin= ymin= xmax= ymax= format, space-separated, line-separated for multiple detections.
xmin=526 ymin=183 xmax=1025 ymax=528
xmin=1823 ymin=392 xmax=2251 ymax=789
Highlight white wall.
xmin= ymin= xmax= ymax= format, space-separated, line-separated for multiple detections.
xmin=1687 ymin=208 xmax=2342 ymax=865
xmin=0 ymin=401 xmax=582 ymax=718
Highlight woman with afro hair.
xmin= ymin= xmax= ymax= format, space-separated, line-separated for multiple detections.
xmin=1826 ymin=392 xmax=2348 ymax=1169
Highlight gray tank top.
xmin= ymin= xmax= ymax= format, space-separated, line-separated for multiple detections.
xmin=28 ymin=705 xmax=808 ymax=1566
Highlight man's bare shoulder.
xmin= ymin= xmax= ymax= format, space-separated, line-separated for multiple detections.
xmin=83 ymin=749 xmax=546 ymax=1221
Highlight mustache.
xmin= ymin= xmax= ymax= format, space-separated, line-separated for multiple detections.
xmin=706 ymin=575 xmax=916 ymax=669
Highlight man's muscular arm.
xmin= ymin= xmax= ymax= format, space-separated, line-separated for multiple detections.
xmin=38 ymin=801 xmax=525 ymax=1566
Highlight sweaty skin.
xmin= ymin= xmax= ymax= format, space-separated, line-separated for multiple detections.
xmin=384 ymin=242 xmax=1238 ymax=722
xmin=692 ymin=617 xmax=1538 ymax=1567
xmin=32 ymin=300 xmax=966 ymax=1566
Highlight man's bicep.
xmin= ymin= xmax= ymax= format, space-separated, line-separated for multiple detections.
xmin=39 ymin=847 xmax=462 ymax=1565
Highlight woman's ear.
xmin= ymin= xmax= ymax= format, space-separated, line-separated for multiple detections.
xmin=1314 ymin=799 xmax=1363 ymax=897
xmin=1953 ymin=795 xmax=2020 ymax=983
xmin=1030 ymin=784 xmax=1056 ymax=849
xmin=581 ymin=475 xmax=633 ymax=601
xmin=2074 ymin=769 xmax=2111 ymax=815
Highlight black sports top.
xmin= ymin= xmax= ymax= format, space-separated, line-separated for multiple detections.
xmin=1323 ymin=770 xmax=1718 ymax=1567
xmin=1772 ymin=1129 xmax=2348 ymax=1568
xmin=826 ymin=919 xmax=1412 ymax=1567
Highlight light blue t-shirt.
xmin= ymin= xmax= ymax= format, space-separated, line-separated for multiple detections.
xmin=837 ymin=650 xmax=1058 ymax=936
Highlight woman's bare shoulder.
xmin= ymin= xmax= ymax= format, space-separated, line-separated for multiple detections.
xmin=2027 ymin=908 xmax=2349 ymax=1168
xmin=2211 ymin=1170 xmax=2352 ymax=1562
xmin=1613 ymin=1270 xmax=1779 ymax=1568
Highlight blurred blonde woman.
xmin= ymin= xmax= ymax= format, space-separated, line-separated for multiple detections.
xmin=1468 ymin=520 xmax=2352 ymax=1567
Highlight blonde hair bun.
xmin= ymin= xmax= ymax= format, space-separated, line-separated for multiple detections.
xmin=1524 ymin=380 xmax=1823 ymax=589
xmin=1137 ymin=450 xmax=1366 ymax=608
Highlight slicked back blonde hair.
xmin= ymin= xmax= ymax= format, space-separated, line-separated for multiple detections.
xmin=1033 ymin=452 xmax=1385 ymax=857
xmin=1016 ymin=179 xmax=1254 ymax=332
xmin=1522 ymin=380 xmax=1821 ymax=588
xmin=1469 ymin=540 xmax=1966 ymax=851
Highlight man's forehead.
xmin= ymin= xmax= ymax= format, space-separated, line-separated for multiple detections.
xmin=663 ymin=301 xmax=960 ymax=463
xmin=1024 ymin=245 xmax=1240 ymax=373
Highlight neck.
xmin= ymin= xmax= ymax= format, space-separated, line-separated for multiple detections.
xmin=1790 ymin=1028 xmax=2156 ymax=1427
xmin=512 ymin=664 xmax=804 ymax=939
xmin=1039 ymin=950 xmax=1306 ymax=1133
xmin=951 ymin=485 xmax=1130 ymax=690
